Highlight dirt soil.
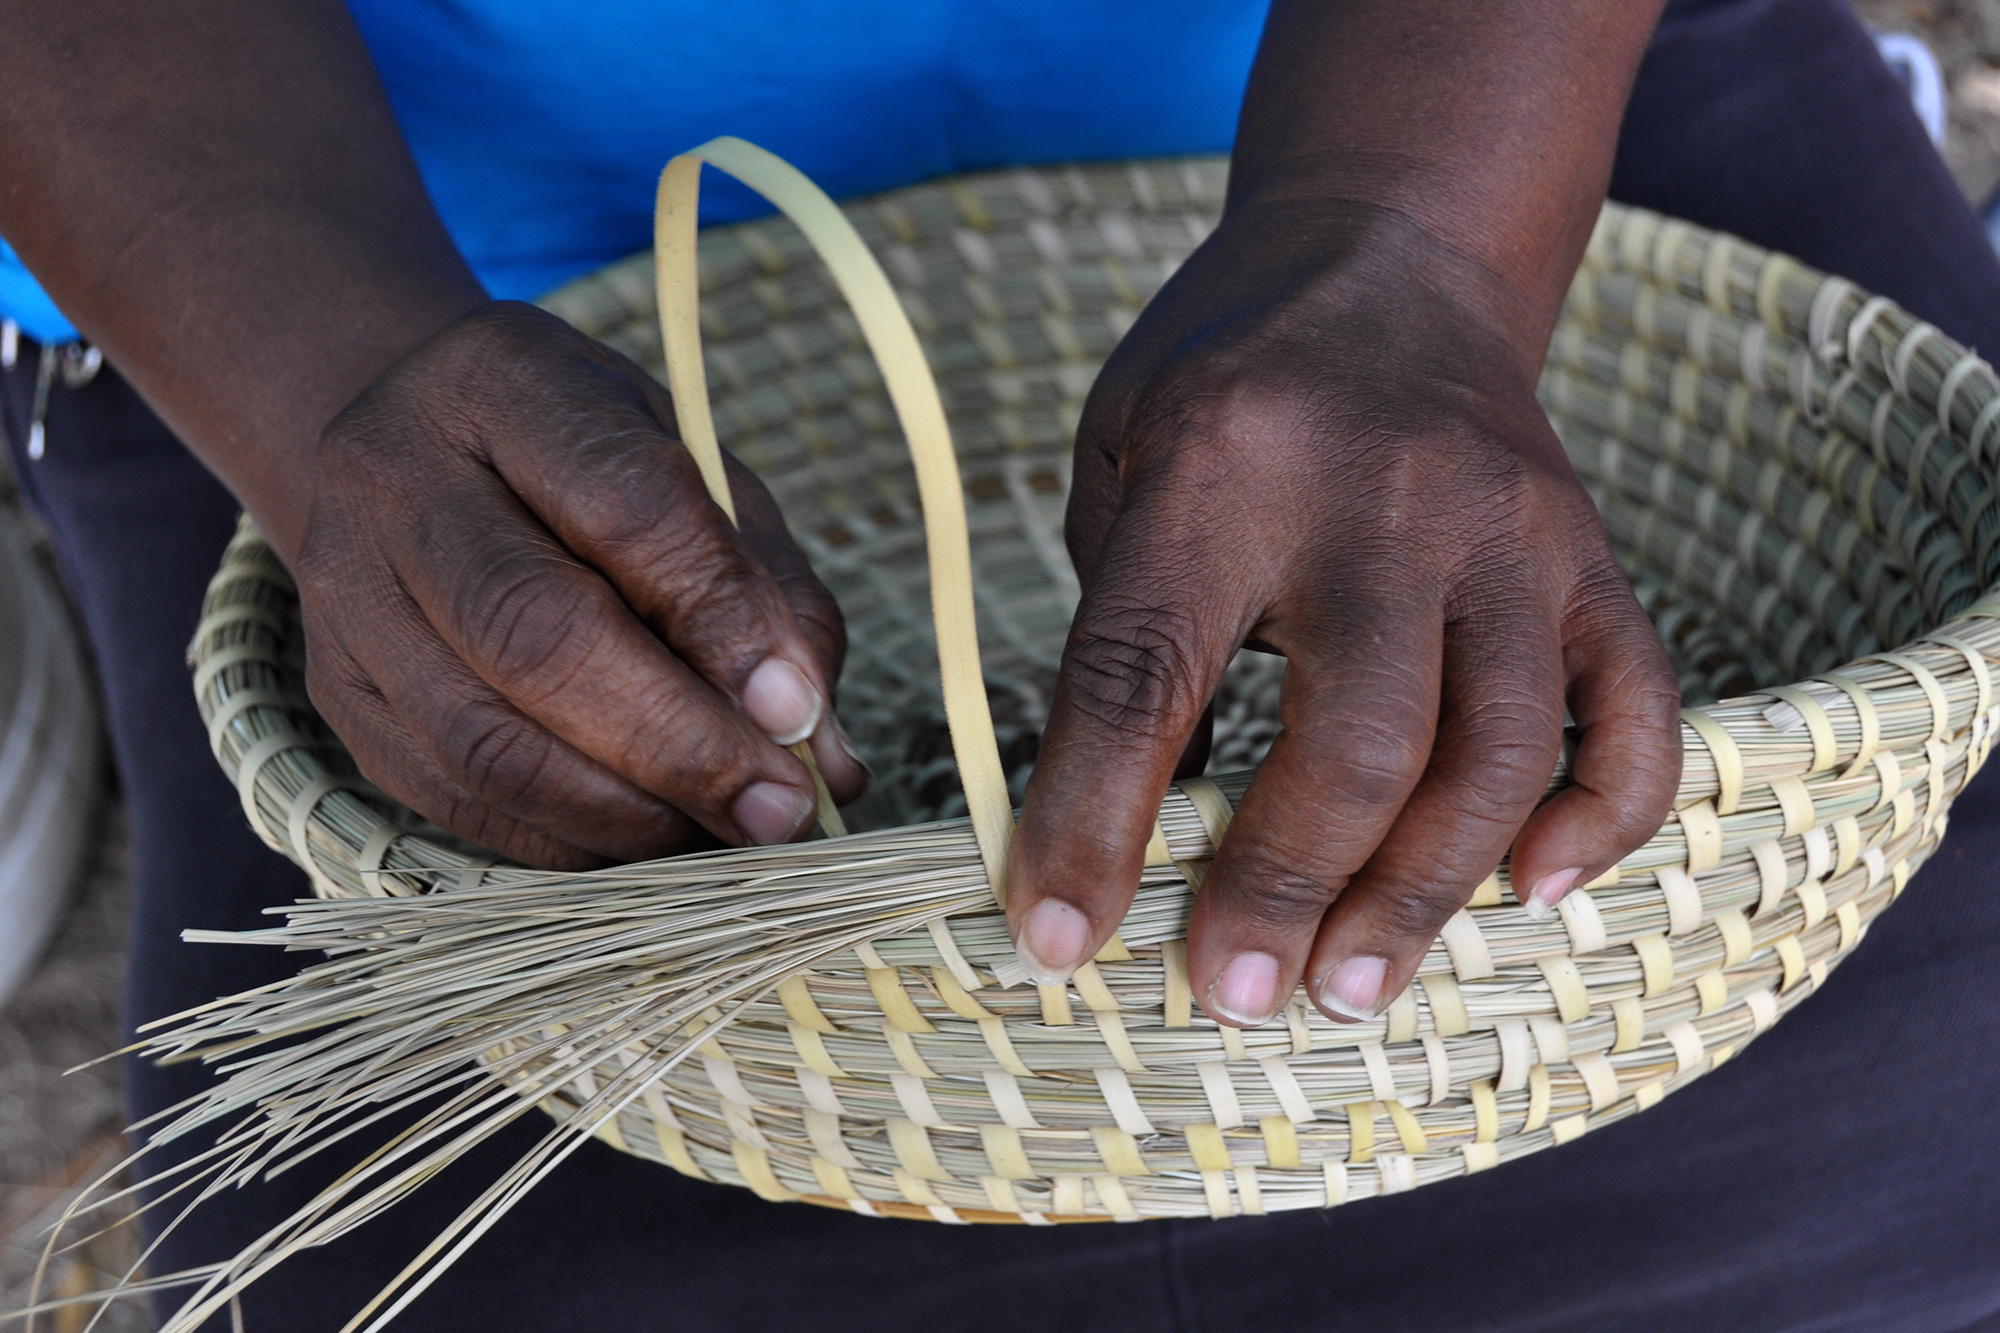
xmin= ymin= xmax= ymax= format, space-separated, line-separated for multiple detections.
xmin=0 ymin=806 xmax=149 ymax=1332
xmin=1856 ymin=0 xmax=2000 ymax=204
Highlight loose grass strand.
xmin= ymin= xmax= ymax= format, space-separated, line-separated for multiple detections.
xmin=20 ymin=159 xmax=2000 ymax=1331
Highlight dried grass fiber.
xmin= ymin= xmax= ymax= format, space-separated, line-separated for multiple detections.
xmin=32 ymin=147 xmax=2000 ymax=1330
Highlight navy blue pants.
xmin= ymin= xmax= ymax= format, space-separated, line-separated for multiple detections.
xmin=8 ymin=1 xmax=2000 ymax=1328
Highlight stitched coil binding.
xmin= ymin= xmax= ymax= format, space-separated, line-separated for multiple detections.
xmin=173 ymin=148 xmax=2000 ymax=1253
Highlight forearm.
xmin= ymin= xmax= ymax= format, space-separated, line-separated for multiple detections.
xmin=0 ymin=0 xmax=485 ymax=558
xmin=1231 ymin=0 xmax=1669 ymax=370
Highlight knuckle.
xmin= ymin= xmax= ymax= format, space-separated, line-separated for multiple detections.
xmin=428 ymin=787 xmax=506 ymax=847
xmin=1448 ymin=704 xmax=1563 ymax=815
xmin=300 ymin=628 xmax=394 ymax=748
xmin=452 ymin=549 xmax=602 ymax=698
xmin=613 ymin=685 xmax=760 ymax=803
xmin=776 ymin=572 xmax=848 ymax=671
xmin=555 ymin=430 xmax=713 ymax=555
xmin=430 ymin=301 xmax=575 ymax=378
xmin=1600 ymin=766 xmax=1681 ymax=847
xmin=1322 ymin=718 xmax=1430 ymax=809
xmin=1369 ymin=879 xmax=1469 ymax=942
xmin=1568 ymin=554 xmax=1672 ymax=655
xmin=1603 ymin=804 xmax=1667 ymax=853
xmin=1059 ymin=600 xmax=1205 ymax=741
xmin=1208 ymin=836 xmax=1352 ymax=928
xmin=570 ymin=472 xmax=789 ymax=667
xmin=437 ymin=701 xmax=563 ymax=808
xmin=648 ymin=529 xmax=776 ymax=643
xmin=1122 ymin=372 xmax=1310 ymax=486
xmin=300 ymin=636 xmax=359 ymax=723
xmin=433 ymin=793 xmax=599 ymax=872
xmin=1616 ymin=686 xmax=1687 ymax=768
xmin=1569 ymin=556 xmax=1642 ymax=616
xmin=1219 ymin=850 xmax=1345 ymax=932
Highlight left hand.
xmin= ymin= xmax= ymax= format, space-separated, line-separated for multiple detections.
xmin=1005 ymin=195 xmax=1682 ymax=1026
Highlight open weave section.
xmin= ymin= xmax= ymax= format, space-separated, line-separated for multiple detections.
xmin=57 ymin=153 xmax=2000 ymax=1331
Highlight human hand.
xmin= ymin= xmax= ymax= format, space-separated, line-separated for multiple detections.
xmin=1006 ymin=199 xmax=1681 ymax=1025
xmin=289 ymin=301 xmax=867 ymax=870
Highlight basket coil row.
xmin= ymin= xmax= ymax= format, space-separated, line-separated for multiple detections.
xmin=187 ymin=156 xmax=2000 ymax=1225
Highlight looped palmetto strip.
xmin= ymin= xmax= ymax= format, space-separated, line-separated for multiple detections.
xmin=656 ymin=137 xmax=1013 ymax=896
xmin=35 ymin=155 xmax=2000 ymax=1332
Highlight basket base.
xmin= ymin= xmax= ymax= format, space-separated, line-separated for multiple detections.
xmin=794 ymin=1193 xmax=1115 ymax=1224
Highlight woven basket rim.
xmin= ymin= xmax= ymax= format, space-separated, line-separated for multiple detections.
xmin=104 ymin=156 xmax=2000 ymax=1332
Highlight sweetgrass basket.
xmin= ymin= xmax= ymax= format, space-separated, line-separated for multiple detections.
xmin=173 ymin=150 xmax=2000 ymax=1249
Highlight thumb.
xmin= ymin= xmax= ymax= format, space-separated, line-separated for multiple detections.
xmin=1008 ymin=503 xmax=1244 ymax=982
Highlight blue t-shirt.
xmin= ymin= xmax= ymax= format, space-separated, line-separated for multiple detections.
xmin=0 ymin=1 xmax=1268 ymax=344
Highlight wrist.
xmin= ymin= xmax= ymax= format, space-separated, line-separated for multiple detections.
xmin=1205 ymin=190 xmax=1554 ymax=393
xmin=1226 ymin=1 xmax=1669 ymax=364
xmin=180 ymin=276 xmax=489 ymax=565
xmin=1229 ymin=161 xmax=1592 ymax=362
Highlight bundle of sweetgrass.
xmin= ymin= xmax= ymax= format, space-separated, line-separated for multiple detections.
xmin=21 ymin=140 xmax=2000 ymax=1330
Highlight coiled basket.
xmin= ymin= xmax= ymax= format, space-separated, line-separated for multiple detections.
xmin=186 ymin=150 xmax=2000 ymax=1229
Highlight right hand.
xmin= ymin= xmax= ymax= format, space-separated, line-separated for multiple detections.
xmin=290 ymin=301 xmax=869 ymax=870
xmin=1007 ymin=197 xmax=1681 ymax=1027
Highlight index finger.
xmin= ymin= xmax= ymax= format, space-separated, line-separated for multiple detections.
xmin=393 ymin=468 xmax=824 ymax=848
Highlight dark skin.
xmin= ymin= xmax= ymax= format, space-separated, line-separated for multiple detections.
xmin=0 ymin=0 xmax=1679 ymax=1027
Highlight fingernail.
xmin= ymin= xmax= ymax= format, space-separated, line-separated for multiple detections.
xmin=1319 ymin=955 xmax=1388 ymax=1021
xmin=733 ymin=781 xmax=816 ymax=844
xmin=1206 ymin=952 xmax=1282 ymax=1027
xmin=1014 ymin=898 xmax=1092 ymax=986
xmin=742 ymin=657 xmax=822 ymax=746
xmin=1525 ymin=867 xmax=1583 ymax=921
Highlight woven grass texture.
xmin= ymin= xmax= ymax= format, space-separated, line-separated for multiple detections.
xmin=47 ymin=153 xmax=2000 ymax=1327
